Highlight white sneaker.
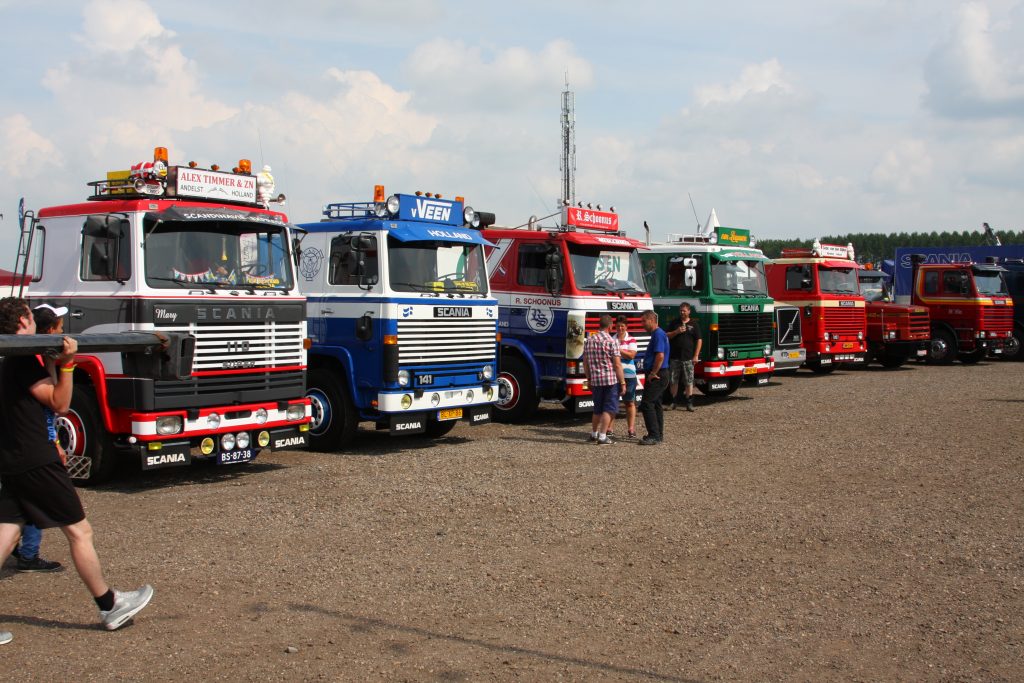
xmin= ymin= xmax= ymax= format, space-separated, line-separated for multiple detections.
xmin=0 ymin=630 xmax=11 ymax=645
xmin=99 ymin=585 xmax=154 ymax=631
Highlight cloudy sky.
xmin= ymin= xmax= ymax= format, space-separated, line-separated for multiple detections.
xmin=0 ymin=0 xmax=1022 ymax=260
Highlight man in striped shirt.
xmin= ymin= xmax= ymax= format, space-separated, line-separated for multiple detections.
xmin=582 ymin=314 xmax=625 ymax=445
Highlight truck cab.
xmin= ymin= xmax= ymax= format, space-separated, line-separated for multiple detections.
xmin=17 ymin=147 xmax=311 ymax=484
xmin=298 ymin=188 xmax=499 ymax=448
xmin=909 ymin=257 xmax=1013 ymax=364
xmin=857 ymin=266 xmax=930 ymax=367
xmin=645 ymin=226 xmax=774 ymax=395
xmin=997 ymin=258 xmax=1024 ymax=360
xmin=766 ymin=241 xmax=868 ymax=373
xmin=483 ymin=206 xmax=652 ymax=421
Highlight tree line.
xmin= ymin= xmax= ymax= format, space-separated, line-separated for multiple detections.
xmin=756 ymin=229 xmax=1024 ymax=263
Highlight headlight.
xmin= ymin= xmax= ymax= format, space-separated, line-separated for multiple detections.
xmin=200 ymin=437 xmax=216 ymax=455
xmin=764 ymin=344 xmax=772 ymax=356
xmin=220 ymin=433 xmax=236 ymax=451
xmin=401 ymin=394 xmax=413 ymax=409
xmin=717 ymin=348 xmax=725 ymax=360
xmin=463 ymin=205 xmax=477 ymax=226
xmin=397 ymin=369 xmax=411 ymax=387
xmin=286 ymin=404 xmax=305 ymax=421
xmin=431 ymin=393 xmax=440 ymax=406
xmin=255 ymin=408 xmax=269 ymax=424
xmin=857 ymin=331 xmax=864 ymax=340
xmin=236 ymin=432 xmax=251 ymax=449
xmin=978 ymin=331 xmax=986 ymax=339
xmin=155 ymin=416 xmax=183 ymax=435
xmin=466 ymin=390 xmax=474 ymax=403
xmin=257 ymin=431 xmax=271 ymax=447
xmin=374 ymin=201 xmax=388 ymax=218
xmin=485 ymin=386 xmax=494 ymax=400
xmin=481 ymin=364 xmax=494 ymax=380
xmin=207 ymin=413 xmax=221 ymax=429
xmin=386 ymin=194 xmax=400 ymax=216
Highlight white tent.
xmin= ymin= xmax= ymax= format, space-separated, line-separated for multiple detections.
xmin=701 ymin=208 xmax=720 ymax=236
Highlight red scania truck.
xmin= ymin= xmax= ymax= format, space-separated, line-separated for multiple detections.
xmin=857 ymin=266 xmax=930 ymax=367
xmin=766 ymin=241 xmax=867 ymax=373
xmin=12 ymin=147 xmax=311 ymax=484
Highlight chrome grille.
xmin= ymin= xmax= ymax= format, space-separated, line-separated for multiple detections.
xmin=159 ymin=321 xmax=307 ymax=372
xmin=397 ymin=318 xmax=496 ymax=364
xmin=775 ymin=307 xmax=802 ymax=348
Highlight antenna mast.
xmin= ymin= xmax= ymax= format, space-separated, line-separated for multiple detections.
xmin=559 ymin=75 xmax=576 ymax=207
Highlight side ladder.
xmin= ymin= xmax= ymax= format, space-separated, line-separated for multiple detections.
xmin=10 ymin=197 xmax=36 ymax=297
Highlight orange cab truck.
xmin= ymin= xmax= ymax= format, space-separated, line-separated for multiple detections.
xmin=904 ymin=255 xmax=1013 ymax=364
xmin=766 ymin=241 xmax=867 ymax=373
xmin=857 ymin=266 xmax=930 ymax=367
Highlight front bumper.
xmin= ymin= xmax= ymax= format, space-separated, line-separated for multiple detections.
xmin=773 ymin=347 xmax=806 ymax=371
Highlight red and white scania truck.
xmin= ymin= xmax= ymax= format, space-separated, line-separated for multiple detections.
xmin=11 ymin=147 xmax=311 ymax=484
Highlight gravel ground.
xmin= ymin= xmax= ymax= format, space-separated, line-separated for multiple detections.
xmin=2 ymin=360 xmax=1023 ymax=682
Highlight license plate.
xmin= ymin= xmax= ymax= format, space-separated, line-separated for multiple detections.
xmin=743 ymin=367 xmax=757 ymax=375
xmin=843 ymin=342 xmax=854 ymax=349
xmin=788 ymin=351 xmax=801 ymax=358
xmin=820 ymin=358 xmax=832 ymax=364
xmin=916 ymin=349 xmax=927 ymax=356
xmin=993 ymin=348 xmax=1002 ymax=354
xmin=438 ymin=408 xmax=463 ymax=421
xmin=218 ymin=448 xmax=255 ymax=465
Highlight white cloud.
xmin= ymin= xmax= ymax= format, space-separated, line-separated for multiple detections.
xmin=869 ymin=140 xmax=934 ymax=193
xmin=923 ymin=2 xmax=1024 ymax=118
xmin=0 ymin=115 xmax=63 ymax=178
xmin=694 ymin=59 xmax=796 ymax=106
xmin=404 ymin=39 xmax=593 ymax=110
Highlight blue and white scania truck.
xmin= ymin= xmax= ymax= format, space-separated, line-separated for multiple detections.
xmin=297 ymin=187 xmax=500 ymax=449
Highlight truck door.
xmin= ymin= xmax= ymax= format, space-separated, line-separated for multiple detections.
xmin=67 ymin=215 xmax=133 ymax=334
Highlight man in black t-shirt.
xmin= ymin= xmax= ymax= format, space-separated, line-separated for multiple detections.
xmin=665 ymin=302 xmax=703 ymax=412
xmin=0 ymin=298 xmax=153 ymax=645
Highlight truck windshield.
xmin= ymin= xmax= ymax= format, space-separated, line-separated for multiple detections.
xmin=388 ymin=240 xmax=488 ymax=294
xmin=144 ymin=222 xmax=294 ymax=290
xmin=711 ymin=259 xmax=768 ymax=296
xmin=818 ymin=267 xmax=859 ymax=294
xmin=858 ymin=275 xmax=889 ymax=302
xmin=567 ymin=244 xmax=646 ymax=294
xmin=973 ymin=270 xmax=1008 ymax=296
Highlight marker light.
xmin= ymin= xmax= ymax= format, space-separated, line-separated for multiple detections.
xmin=374 ymin=202 xmax=388 ymax=218
xmin=764 ymin=344 xmax=772 ymax=356
xmin=401 ymin=395 xmax=413 ymax=409
xmin=153 ymin=147 xmax=168 ymax=163
xmin=431 ymin=393 xmax=441 ymax=406
xmin=481 ymin=364 xmax=494 ymax=380
xmin=717 ymin=348 xmax=725 ymax=360
xmin=200 ymin=438 xmax=216 ymax=455
xmin=258 ymin=431 xmax=271 ymax=447
xmin=463 ymin=206 xmax=477 ymax=226
xmin=397 ymin=370 xmax=411 ymax=387
xmin=237 ymin=159 xmax=252 ymax=174
xmin=465 ymin=390 xmax=474 ymax=403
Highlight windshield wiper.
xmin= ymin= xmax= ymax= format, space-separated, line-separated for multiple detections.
xmin=391 ymin=281 xmax=438 ymax=292
xmin=580 ymin=284 xmax=612 ymax=292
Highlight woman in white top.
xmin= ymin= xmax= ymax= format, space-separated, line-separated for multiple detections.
xmin=609 ymin=315 xmax=639 ymax=439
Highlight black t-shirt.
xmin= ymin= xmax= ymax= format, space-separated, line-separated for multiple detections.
xmin=0 ymin=355 xmax=61 ymax=475
xmin=667 ymin=318 xmax=702 ymax=360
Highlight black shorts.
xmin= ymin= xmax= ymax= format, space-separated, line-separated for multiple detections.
xmin=0 ymin=462 xmax=86 ymax=529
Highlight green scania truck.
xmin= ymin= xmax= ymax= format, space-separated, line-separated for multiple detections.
xmin=644 ymin=226 xmax=775 ymax=396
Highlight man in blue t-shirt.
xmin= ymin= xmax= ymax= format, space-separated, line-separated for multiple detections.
xmin=638 ymin=310 xmax=670 ymax=445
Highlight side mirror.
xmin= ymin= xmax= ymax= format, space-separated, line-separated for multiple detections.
xmin=960 ymin=273 xmax=971 ymax=295
xmin=353 ymin=233 xmax=375 ymax=252
xmin=355 ymin=313 xmax=373 ymax=341
xmin=801 ymin=278 xmax=812 ymax=290
xmin=545 ymin=250 xmax=563 ymax=296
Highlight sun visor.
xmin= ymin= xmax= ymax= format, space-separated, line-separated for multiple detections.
xmin=147 ymin=206 xmax=288 ymax=228
xmin=710 ymin=250 xmax=769 ymax=262
xmin=819 ymin=259 xmax=858 ymax=268
xmin=388 ymin=223 xmax=493 ymax=246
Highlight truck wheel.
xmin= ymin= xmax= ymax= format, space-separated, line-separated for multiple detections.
xmin=493 ymin=356 xmax=538 ymax=423
xmin=807 ymin=360 xmax=837 ymax=374
xmin=425 ymin=420 xmax=458 ymax=437
xmin=927 ymin=329 xmax=956 ymax=365
xmin=878 ymin=353 xmax=906 ymax=369
xmin=306 ymin=368 xmax=358 ymax=451
xmin=58 ymin=385 xmax=116 ymax=486
xmin=958 ymin=348 xmax=985 ymax=364
xmin=1002 ymin=328 xmax=1021 ymax=361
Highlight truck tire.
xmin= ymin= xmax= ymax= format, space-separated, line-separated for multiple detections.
xmin=878 ymin=353 xmax=906 ymax=369
xmin=58 ymin=385 xmax=116 ymax=486
xmin=927 ymin=329 xmax=956 ymax=365
xmin=306 ymin=368 xmax=358 ymax=451
xmin=1002 ymin=327 xmax=1021 ymax=361
xmin=425 ymin=419 xmax=458 ymax=437
xmin=807 ymin=360 xmax=837 ymax=374
xmin=493 ymin=356 xmax=538 ymax=423
xmin=958 ymin=348 xmax=985 ymax=364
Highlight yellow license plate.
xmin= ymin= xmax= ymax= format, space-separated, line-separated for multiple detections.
xmin=743 ymin=367 xmax=757 ymax=375
xmin=843 ymin=342 xmax=854 ymax=349
xmin=438 ymin=408 xmax=463 ymax=421
xmin=788 ymin=351 xmax=801 ymax=358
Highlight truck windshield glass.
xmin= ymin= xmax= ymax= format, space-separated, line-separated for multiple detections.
xmin=567 ymin=244 xmax=646 ymax=294
xmin=818 ymin=267 xmax=859 ymax=294
xmin=144 ymin=222 xmax=294 ymax=290
xmin=711 ymin=259 xmax=767 ymax=295
xmin=973 ymin=270 xmax=1008 ymax=296
xmin=388 ymin=240 xmax=488 ymax=294
xmin=858 ymin=275 xmax=889 ymax=302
